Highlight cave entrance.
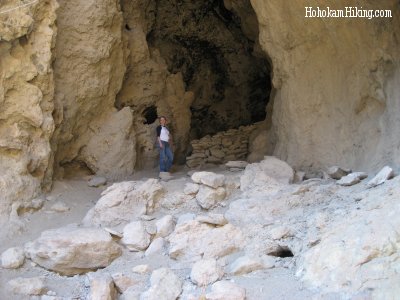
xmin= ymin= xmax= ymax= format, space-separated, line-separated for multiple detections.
xmin=117 ymin=0 xmax=272 ymax=169
xmin=148 ymin=0 xmax=271 ymax=139
xmin=146 ymin=0 xmax=272 ymax=166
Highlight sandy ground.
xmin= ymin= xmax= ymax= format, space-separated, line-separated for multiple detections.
xmin=0 ymin=166 xmax=318 ymax=300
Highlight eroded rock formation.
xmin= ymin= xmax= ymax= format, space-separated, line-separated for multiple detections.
xmin=0 ymin=0 xmax=399 ymax=249
xmin=0 ymin=0 xmax=57 ymax=225
xmin=251 ymin=0 xmax=400 ymax=171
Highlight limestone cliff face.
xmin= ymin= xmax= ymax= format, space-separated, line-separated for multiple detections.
xmin=251 ymin=0 xmax=400 ymax=171
xmin=0 ymin=0 xmax=400 ymax=224
xmin=52 ymin=0 xmax=132 ymax=179
xmin=0 ymin=0 xmax=58 ymax=220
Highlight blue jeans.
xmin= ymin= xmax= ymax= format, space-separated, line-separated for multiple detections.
xmin=158 ymin=141 xmax=173 ymax=172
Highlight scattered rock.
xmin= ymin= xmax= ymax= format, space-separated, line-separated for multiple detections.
xmin=190 ymin=258 xmax=224 ymax=286
xmin=1 ymin=247 xmax=25 ymax=269
xmin=104 ymin=227 xmax=123 ymax=238
xmin=262 ymin=255 xmax=276 ymax=269
xmin=327 ymin=166 xmax=352 ymax=180
xmin=111 ymin=273 xmax=138 ymax=293
xmin=144 ymin=223 xmax=157 ymax=235
xmin=229 ymin=256 xmax=264 ymax=275
xmin=240 ymin=156 xmax=294 ymax=192
xmin=88 ymin=273 xmax=117 ymax=300
xmin=191 ymin=172 xmax=226 ymax=188
xmin=337 ymin=172 xmax=368 ymax=186
xmin=269 ymin=225 xmax=293 ymax=240
xmin=293 ymin=171 xmax=306 ymax=183
xmin=160 ymin=192 xmax=194 ymax=210
xmin=49 ymin=201 xmax=70 ymax=213
xmin=121 ymin=221 xmax=151 ymax=251
xmin=140 ymin=268 xmax=182 ymax=300
xmin=132 ymin=264 xmax=150 ymax=274
xmin=168 ymin=221 xmax=244 ymax=261
xmin=83 ymin=179 xmax=164 ymax=227
xmin=145 ymin=237 xmax=165 ymax=256
xmin=367 ymin=166 xmax=394 ymax=188
xmin=88 ymin=176 xmax=107 ymax=187
xmin=225 ymin=161 xmax=248 ymax=169
xmin=155 ymin=215 xmax=176 ymax=238
xmin=25 ymin=225 xmax=121 ymax=275
xmin=196 ymin=214 xmax=228 ymax=226
xmin=8 ymin=277 xmax=46 ymax=296
xmin=141 ymin=215 xmax=156 ymax=221
xmin=196 ymin=186 xmax=226 ymax=209
xmin=184 ymin=183 xmax=200 ymax=195
xmin=206 ymin=281 xmax=246 ymax=300
xmin=159 ymin=172 xmax=173 ymax=181
xmin=16 ymin=197 xmax=45 ymax=215
xmin=177 ymin=213 xmax=196 ymax=225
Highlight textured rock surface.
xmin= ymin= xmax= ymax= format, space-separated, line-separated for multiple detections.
xmin=196 ymin=186 xmax=227 ymax=210
xmin=53 ymin=0 xmax=129 ymax=180
xmin=88 ymin=273 xmax=117 ymax=300
xmin=168 ymin=220 xmax=244 ymax=261
xmin=121 ymin=221 xmax=151 ymax=252
xmin=190 ymin=258 xmax=224 ymax=286
xmin=140 ymin=268 xmax=182 ymax=300
xmin=240 ymin=156 xmax=294 ymax=192
xmin=252 ymin=0 xmax=400 ymax=172
xmin=7 ymin=276 xmax=46 ymax=296
xmin=191 ymin=172 xmax=226 ymax=189
xmin=1 ymin=247 xmax=25 ymax=269
xmin=0 ymin=0 xmax=57 ymax=229
xmin=25 ymin=225 xmax=121 ymax=275
xmin=366 ymin=166 xmax=394 ymax=188
xmin=83 ymin=179 xmax=164 ymax=227
xmin=206 ymin=281 xmax=246 ymax=300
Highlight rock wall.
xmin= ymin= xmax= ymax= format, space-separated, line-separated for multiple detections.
xmin=0 ymin=0 xmax=58 ymax=221
xmin=186 ymin=125 xmax=258 ymax=168
xmin=52 ymin=0 xmax=132 ymax=180
xmin=117 ymin=0 xmax=194 ymax=166
xmin=251 ymin=0 xmax=400 ymax=172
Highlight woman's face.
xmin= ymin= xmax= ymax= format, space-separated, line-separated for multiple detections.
xmin=160 ymin=117 xmax=166 ymax=126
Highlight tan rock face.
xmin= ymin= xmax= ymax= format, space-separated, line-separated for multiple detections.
xmin=53 ymin=0 xmax=129 ymax=179
xmin=0 ymin=0 xmax=57 ymax=225
xmin=251 ymin=0 xmax=400 ymax=171
xmin=24 ymin=225 xmax=122 ymax=275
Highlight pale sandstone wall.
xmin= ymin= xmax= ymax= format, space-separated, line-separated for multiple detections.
xmin=117 ymin=0 xmax=194 ymax=167
xmin=0 ymin=0 xmax=58 ymax=221
xmin=250 ymin=0 xmax=400 ymax=172
xmin=52 ymin=0 xmax=133 ymax=180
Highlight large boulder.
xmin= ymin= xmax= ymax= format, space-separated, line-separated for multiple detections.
xmin=1 ymin=247 xmax=25 ymax=269
xmin=196 ymin=186 xmax=227 ymax=210
xmin=190 ymin=259 xmax=224 ymax=286
xmin=240 ymin=156 xmax=294 ymax=192
xmin=7 ymin=277 xmax=46 ymax=297
xmin=140 ymin=268 xmax=182 ymax=300
xmin=299 ymin=183 xmax=400 ymax=296
xmin=367 ymin=166 xmax=394 ymax=188
xmin=83 ymin=179 xmax=164 ymax=227
xmin=25 ymin=225 xmax=121 ymax=275
xmin=168 ymin=220 xmax=244 ymax=262
xmin=205 ymin=281 xmax=246 ymax=300
xmin=88 ymin=273 xmax=118 ymax=300
xmin=121 ymin=221 xmax=151 ymax=251
xmin=191 ymin=172 xmax=226 ymax=188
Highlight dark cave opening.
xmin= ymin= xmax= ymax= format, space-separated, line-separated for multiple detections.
xmin=142 ymin=105 xmax=158 ymax=124
xmin=268 ymin=246 xmax=294 ymax=258
xmin=147 ymin=0 xmax=272 ymax=140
